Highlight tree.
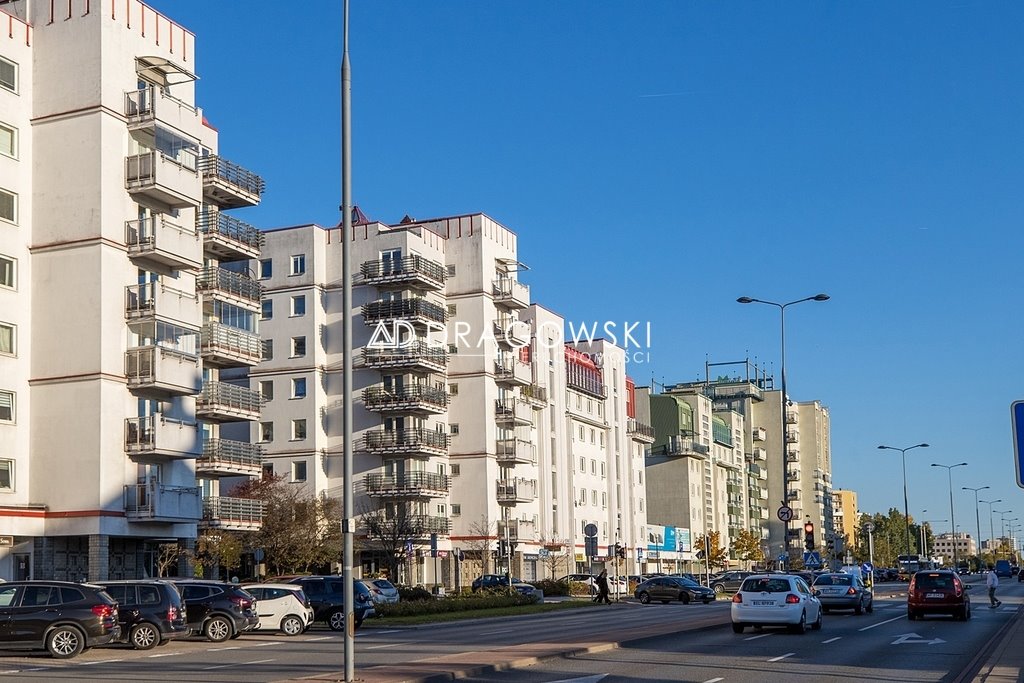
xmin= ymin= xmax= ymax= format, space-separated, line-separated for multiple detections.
xmin=153 ymin=543 xmax=186 ymax=578
xmin=731 ymin=529 xmax=764 ymax=569
xmin=462 ymin=516 xmax=497 ymax=576
xmin=193 ymin=532 xmax=245 ymax=580
xmin=538 ymin=535 xmax=569 ymax=580
xmin=360 ymin=503 xmax=436 ymax=583
xmin=694 ymin=531 xmax=728 ymax=569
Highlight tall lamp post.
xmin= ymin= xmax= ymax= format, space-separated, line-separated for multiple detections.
xmin=981 ymin=499 xmax=1002 ymax=560
xmin=931 ymin=462 xmax=967 ymax=569
xmin=878 ymin=443 xmax=929 ymax=558
xmin=962 ymin=486 xmax=989 ymax=571
xmin=920 ymin=519 xmax=946 ymax=560
xmin=999 ymin=514 xmax=1017 ymax=559
xmin=993 ymin=509 xmax=1012 ymax=561
xmin=737 ymin=293 xmax=830 ymax=559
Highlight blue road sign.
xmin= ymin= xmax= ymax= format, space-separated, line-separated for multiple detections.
xmin=777 ymin=553 xmax=788 ymax=563
xmin=1013 ymin=402 xmax=1024 ymax=489
xmin=803 ymin=551 xmax=822 ymax=568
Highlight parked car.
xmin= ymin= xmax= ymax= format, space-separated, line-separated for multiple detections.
xmin=473 ymin=574 xmax=522 ymax=591
xmin=363 ymin=579 xmax=400 ymax=605
xmin=811 ymin=572 xmax=873 ymax=614
xmin=634 ymin=576 xmax=715 ymax=605
xmin=709 ymin=571 xmax=753 ymax=595
xmin=731 ymin=573 xmax=822 ymax=634
xmin=242 ymin=584 xmax=314 ymax=636
xmin=170 ymin=580 xmax=260 ymax=642
xmin=286 ymin=576 xmax=375 ymax=631
xmin=97 ymin=579 xmax=188 ymax=649
xmin=0 ymin=581 xmax=120 ymax=658
xmin=994 ymin=560 xmax=1013 ymax=578
xmin=907 ymin=570 xmax=971 ymax=621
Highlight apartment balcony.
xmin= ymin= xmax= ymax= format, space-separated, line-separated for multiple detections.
xmin=361 ymin=255 xmax=446 ymax=291
xmin=124 ymin=416 xmax=201 ymax=460
xmin=197 ymin=438 xmax=264 ymax=478
xmin=125 ymin=282 xmax=201 ymax=331
xmin=124 ymin=482 xmax=201 ymax=523
xmin=197 ymin=209 xmax=263 ymax=262
xmin=785 ymin=410 xmax=799 ymax=425
xmin=124 ymin=85 xmax=201 ymax=140
xmin=125 ymin=150 xmax=201 ymax=210
xmin=566 ymin=375 xmax=607 ymax=399
xmin=125 ymin=346 xmax=201 ymax=397
xmin=727 ymin=482 xmax=743 ymax=495
xmin=787 ymin=445 xmax=800 ymax=460
xmin=495 ymin=398 xmax=533 ymax=427
xmin=626 ymin=418 xmax=656 ymax=443
xmin=196 ymin=381 xmax=263 ymax=422
xmin=125 ymin=216 xmax=202 ymax=271
xmin=200 ymin=323 xmax=262 ymax=368
xmin=363 ymin=428 xmax=448 ymax=458
xmin=707 ymin=382 xmax=764 ymax=402
xmin=196 ymin=267 xmax=261 ymax=310
xmin=362 ymin=385 xmax=449 ymax=414
xmin=664 ymin=436 xmax=710 ymax=459
xmin=498 ymin=519 xmax=536 ymax=542
xmin=750 ymin=447 xmax=767 ymax=462
xmin=364 ymin=472 xmax=450 ymax=498
xmin=198 ymin=155 xmax=264 ymax=209
xmin=496 ymin=477 xmax=538 ymax=504
xmin=494 ymin=357 xmax=531 ymax=386
xmin=361 ymin=342 xmax=446 ymax=374
xmin=493 ymin=319 xmax=530 ymax=348
xmin=200 ymin=496 xmax=265 ymax=531
xmin=406 ymin=515 xmax=451 ymax=536
xmin=748 ymin=463 xmax=767 ymax=480
xmin=752 ymin=427 xmax=767 ymax=442
xmin=748 ymin=486 xmax=768 ymax=500
xmin=728 ymin=506 xmax=744 ymax=518
xmin=787 ymin=470 xmax=800 ymax=481
xmin=496 ymin=437 xmax=536 ymax=466
xmin=521 ymin=384 xmax=548 ymax=409
xmin=492 ymin=278 xmax=530 ymax=309
xmin=786 ymin=490 xmax=801 ymax=501
xmin=362 ymin=298 xmax=446 ymax=327
xmin=785 ymin=429 xmax=800 ymax=444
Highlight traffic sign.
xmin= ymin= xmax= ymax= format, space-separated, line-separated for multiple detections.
xmin=777 ymin=506 xmax=793 ymax=522
xmin=803 ymin=551 xmax=822 ymax=568
xmin=584 ymin=523 xmax=598 ymax=537
xmin=1012 ymin=401 xmax=1024 ymax=488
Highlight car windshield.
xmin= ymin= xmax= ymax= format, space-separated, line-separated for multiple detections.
xmin=814 ymin=575 xmax=852 ymax=586
xmin=678 ymin=578 xmax=701 ymax=587
xmin=741 ymin=577 xmax=791 ymax=593
xmin=373 ymin=580 xmax=395 ymax=590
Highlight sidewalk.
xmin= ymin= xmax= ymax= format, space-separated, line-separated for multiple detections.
xmin=969 ymin=604 xmax=1024 ymax=683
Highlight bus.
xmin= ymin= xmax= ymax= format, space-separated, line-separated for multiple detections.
xmin=897 ymin=554 xmax=937 ymax=580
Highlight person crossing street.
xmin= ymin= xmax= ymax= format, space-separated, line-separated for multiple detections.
xmin=987 ymin=568 xmax=1001 ymax=608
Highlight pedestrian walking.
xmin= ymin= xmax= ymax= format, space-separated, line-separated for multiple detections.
xmin=987 ymin=569 xmax=1001 ymax=608
xmin=596 ymin=569 xmax=611 ymax=604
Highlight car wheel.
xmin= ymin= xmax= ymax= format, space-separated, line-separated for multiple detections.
xmin=638 ymin=592 xmax=651 ymax=604
xmin=713 ymin=584 xmax=725 ymax=594
xmin=812 ymin=608 xmax=823 ymax=631
xmin=866 ymin=599 xmax=874 ymax=614
xmin=130 ymin=623 xmax=160 ymax=650
xmin=46 ymin=625 xmax=85 ymax=659
xmin=854 ymin=600 xmax=863 ymax=615
xmin=732 ymin=622 xmax=745 ymax=634
xmin=680 ymin=593 xmax=691 ymax=605
xmin=328 ymin=609 xmax=346 ymax=631
xmin=204 ymin=616 xmax=233 ymax=643
xmin=907 ymin=609 xmax=916 ymax=621
xmin=789 ymin=611 xmax=807 ymax=634
xmin=281 ymin=615 xmax=304 ymax=637
xmin=965 ymin=602 xmax=972 ymax=620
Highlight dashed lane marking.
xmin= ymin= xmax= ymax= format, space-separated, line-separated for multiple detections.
xmin=306 ymin=636 xmax=333 ymax=641
xmin=822 ymin=637 xmax=842 ymax=643
xmin=247 ymin=659 xmax=276 ymax=664
xmin=768 ymin=652 xmax=795 ymax=662
xmin=744 ymin=633 xmax=773 ymax=641
xmin=366 ymin=643 xmax=404 ymax=649
xmin=702 ymin=678 xmax=724 ymax=683
xmin=859 ymin=615 xmax=905 ymax=631
xmin=147 ymin=652 xmax=183 ymax=658
xmin=208 ymin=646 xmax=241 ymax=651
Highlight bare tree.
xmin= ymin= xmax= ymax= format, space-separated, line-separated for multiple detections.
xmin=464 ymin=516 xmax=496 ymax=576
xmin=360 ymin=503 xmax=430 ymax=583
xmin=538 ymin=537 xmax=568 ymax=580
xmin=154 ymin=543 xmax=186 ymax=578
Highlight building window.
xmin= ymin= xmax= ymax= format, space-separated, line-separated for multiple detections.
xmin=261 ymin=339 xmax=273 ymax=360
xmin=259 ymin=259 xmax=272 ymax=279
xmin=292 ymin=377 xmax=307 ymax=398
xmin=259 ymin=422 xmax=273 ymax=443
xmin=259 ymin=380 xmax=274 ymax=401
xmin=579 ymin=426 xmax=585 ymax=440
xmin=0 ymin=459 xmax=10 ymax=491
xmin=0 ymin=58 xmax=17 ymax=94
xmin=448 ymin=383 xmax=458 ymax=395
xmin=291 ymin=295 xmax=305 ymax=317
xmin=451 ymin=504 xmax=461 ymax=516
xmin=446 ymin=304 xmax=456 ymax=316
xmin=291 ymin=336 xmax=306 ymax=357
xmin=0 ymin=188 xmax=17 ymax=223
xmin=0 ymin=254 xmax=13 ymax=289
xmin=261 ymin=299 xmax=273 ymax=320
xmin=579 ymin=489 xmax=586 ymax=505
xmin=591 ymin=489 xmax=597 ymax=505
xmin=590 ymin=428 xmax=596 ymax=444
xmin=600 ymin=462 xmax=605 ymax=478
xmin=446 ymin=264 xmax=456 ymax=276
xmin=0 ymin=322 xmax=13 ymax=355
xmin=0 ymin=123 xmax=16 ymax=159
xmin=292 ymin=461 xmax=307 ymax=483
xmin=290 ymin=254 xmax=306 ymax=275
xmin=0 ymin=390 xmax=12 ymax=422
xmin=450 ymin=423 xmax=459 ymax=435
xmin=262 ymin=463 xmax=275 ymax=479
xmin=579 ymin=456 xmax=585 ymax=472
xmin=292 ymin=419 xmax=307 ymax=440
xmin=601 ymin=492 xmax=607 ymax=508
xmin=591 ymin=459 xmax=596 ymax=474
xmin=451 ymin=464 xmax=460 ymax=476
xmin=447 ymin=343 xmax=458 ymax=354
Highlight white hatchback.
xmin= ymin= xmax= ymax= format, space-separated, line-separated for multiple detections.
xmin=730 ymin=573 xmax=822 ymax=634
xmin=242 ymin=584 xmax=315 ymax=636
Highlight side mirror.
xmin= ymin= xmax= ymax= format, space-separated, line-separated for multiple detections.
xmin=812 ymin=589 xmax=820 ymax=596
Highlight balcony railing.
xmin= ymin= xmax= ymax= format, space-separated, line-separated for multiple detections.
xmin=196 ymin=209 xmax=263 ymax=262
xmin=748 ymin=463 xmax=767 ymax=480
xmin=125 ymin=415 xmax=201 ymax=459
xmin=197 ymin=267 xmax=262 ymax=305
xmin=361 ymin=342 xmax=447 ymax=373
xmin=496 ymin=477 xmax=538 ymax=504
xmin=125 ymin=345 xmax=202 ymax=396
xmin=125 ymin=150 xmax=201 ymax=209
xmin=125 ymin=282 xmax=201 ymax=330
xmin=362 ymin=298 xmax=446 ymax=326
xmin=364 ymin=471 xmax=451 ymax=497
xmin=566 ymin=373 xmax=607 ymax=399
xmin=626 ymin=418 xmax=656 ymax=442
xmin=201 ymin=496 xmax=265 ymax=530
xmin=196 ymin=381 xmax=263 ymax=422
xmin=200 ymin=322 xmax=262 ymax=368
xmin=407 ymin=515 xmax=451 ymax=536
xmin=125 ymin=216 xmax=202 ymax=271
xmin=707 ymin=382 xmax=764 ymax=402
xmin=521 ymin=383 xmax=548 ymax=407
xmin=493 ymin=318 xmax=530 ymax=347
xmin=496 ymin=437 xmax=536 ymax=466
xmin=495 ymin=398 xmax=533 ymax=426
xmin=362 ymin=385 xmax=449 ymax=413
xmin=664 ymin=436 xmax=710 ymax=458
xmin=750 ymin=447 xmax=767 ymax=461
xmin=198 ymin=155 xmax=264 ymax=209
xmin=197 ymin=438 xmax=264 ymax=477
xmin=124 ymin=482 xmax=201 ymax=522
xmin=494 ymin=357 xmax=531 ymax=386
xmin=361 ymin=256 xmax=446 ymax=290
xmin=363 ymin=428 xmax=449 ymax=456
xmin=498 ymin=518 xmax=536 ymax=541
xmin=785 ymin=410 xmax=799 ymax=424
xmin=786 ymin=429 xmax=800 ymax=443
xmin=492 ymin=278 xmax=530 ymax=309
xmin=752 ymin=427 xmax=767 ymax=442
xmin=124 ymin=86 xmax=200 ymax=139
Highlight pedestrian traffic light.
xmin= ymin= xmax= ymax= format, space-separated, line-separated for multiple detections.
xmin=804 ymin=521 xmax=815 ymax=551
xmin=614 ymin=542 xmax=625 ymax=559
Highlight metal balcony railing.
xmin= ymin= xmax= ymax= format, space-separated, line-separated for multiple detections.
xmin=197 ymin=381 xmax=263 ymax=414
xmin=364 ymin=471 xmax=451 ymax=495
xmin=664 ymin=436 xmax=710 ymax=458
xmin=124 ymin=482 xmax=201 ymax=521
xmin=495 ymin=398 xmax=533 ymax=424
xmin=196 ymin=210 xmax=264 ymax=251
xmin=202 ymin=496 xmax=265 ymax=526
xmin=198 ymin=155 xmax=265 ymax=197
xmin=197 ymin=267 xmax=262 ymax=303
xmin=200 ymin=323 xmax=262 ymax=364
xmin=492 ymin=278 xmax=529 ymax=307
xmin=626 ymin=418 xmax=655 ymax=440
xmin=496 ymin=477 xmax=538 ymax=503
xmin=361 ymin=256 xmax=446 ymax=289
xmin=199 ymin=438 xmax=264 ymax=471
xmin=361 ymin=342 xmax=447 ymax=371
xmin=496 ymin=437 xmax=536 ymax=465
xmin=364 ymin=428 xmax=449 ymax=452
xmin=363 ymin=385 xmax=449 ymax=411
xmin=362 ymin=298 xmax=446 ymax=325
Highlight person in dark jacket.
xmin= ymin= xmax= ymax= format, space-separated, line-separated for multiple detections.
xmin=595 ymin=569 xmax=611 ymax=604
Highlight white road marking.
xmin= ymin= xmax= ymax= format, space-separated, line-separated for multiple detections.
xmin=202 ymin=663 xmax=235 ymax=670
xmin=744 ymin=633 xmax=773 ymax=641
xmin=546 ymin=676 xmax=608 ymax=683
xmin=208 ymin=646 xmax=241 ymax=651
xmin=480 ymin=628 xmax=515 ymax=635
xmin=147 ymin=652 xmax=182 ymax=658
xmin=248 ymin=642 xmax=281 ymax=647
xmin=822 ymin=637 xmax=842 ymax=643
xmin=768 ymin=652 xmax=795 ymax=662
xmin=703 ymin=678 xmax=725 ymax=683
xmin=859 ymin=614 xmax=905 ymax=631
xmin=366 ymin=643 xmax=404 ymax=649
xmin=373 ymin=629 xmax=402 ymax=634
xmin=246 ymin=658 xmax=276 ymax=664
xmin=305 ymin=636 xmax=333 ymax=641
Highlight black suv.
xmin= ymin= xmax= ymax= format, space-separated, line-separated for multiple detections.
xmin=97 ymin=580 xmax=188 ymax=649
xmin=286 ymin=576 xmax=375 ymax=630
xmin=170 ymin=580 xmax=259 ymax=642
xmin=0 ymin=581 xmax=120 ymax=658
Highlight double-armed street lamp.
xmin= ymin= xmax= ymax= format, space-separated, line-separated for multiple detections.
xmin=999 ymin=514 xmax=1018 ymax=559
xmin=931 ymin=462 xmax=967 ymax=568
xmin=981 ymin=499 xmax=1003 ymax=557
xmin=878 ymin=443 xmax=929 ymax=557
xmin=920 ymin=518 xmax=947 ymax=559
xmin=994 ymin=509 xmax=1012 ymax=560
xmin=737 ymin=293 xmax=830 ymax=558
xmin=962 ymin=485 xmax=990 ymax=568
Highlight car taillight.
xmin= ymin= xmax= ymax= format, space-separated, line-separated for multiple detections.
xmin=908 ymin=577 xmax=916 ymax=592
xmin=731 ymin=593 xmax=742 ymax=603
xmin=229 ymin=595 xmax=252 ymax=609
xmin=91 ymin=604 xmax=115 ymax=619
xmin=785 ymin=594 xmax=801 ymax=604
xmin=167 ymin=606 xmax=178 ymax=621
xmin=954 ymin=581 xmax=963 ymax=597
xmin=847 ymin=587 xmax=857 ymax=595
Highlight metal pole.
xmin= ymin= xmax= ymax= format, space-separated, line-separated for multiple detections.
xmin=975 ymin=493 xmax=981 ymax=567
xmin=341 ymin=1 xmax=355 ymax=680
xmin=779 ymin=306 xmax=789 ymax=561
xmin=901 ymin=450 xmax=911 ymax=556
xmin=947 ymin=469 xmax=957 ymax=569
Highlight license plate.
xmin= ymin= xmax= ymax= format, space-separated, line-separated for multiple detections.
xmin=824 ymin=588 xmax=840 ymax=594
xmin=925 ymin=592 xmax=944 ymax=598
xmin=753 ymin=600 xmax=774 ymax=606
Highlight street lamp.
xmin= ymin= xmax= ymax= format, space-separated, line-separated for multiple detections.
xmin=930 ymin=462 xmax=967 ymax=569
xmin=962 ymin=485 xmax=990 ymax=570
xmin=999 ymin=514 xmax=1017 ymax=559
xmin=878 ymin=443 xmax=930 ymax=557
xmin=920 ymin=519 xmax=946 ymax=560
xmin=737 ymin=293 xmax=830 ymax=560
xmin=994 ymin=509 xmax=1012 ymax=561
xmin=981 ymin=499 xmax=1002 ymax=559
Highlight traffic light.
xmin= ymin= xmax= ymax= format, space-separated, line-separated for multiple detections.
xmin=804 ymin=521 xmax=815 ymax=551
xmin=614 ymin=542 xmax=625 ymax=559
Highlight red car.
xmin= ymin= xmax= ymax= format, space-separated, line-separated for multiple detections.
xmin=907 ymin=570 xmax=971 ymax=621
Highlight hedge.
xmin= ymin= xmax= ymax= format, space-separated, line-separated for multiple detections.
xmin=374 ymin=590 xmax=536 ymax=617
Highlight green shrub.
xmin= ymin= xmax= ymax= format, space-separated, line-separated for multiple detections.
xmin=534 ymin=579 xmax=568 ymax=596
xmin=398 ymin=586 xmax=435 ymax=602
xmin=568 ymin=580 xmax=594 ymax=597
xmin=375 ymin=590 xmax=536 ymax=618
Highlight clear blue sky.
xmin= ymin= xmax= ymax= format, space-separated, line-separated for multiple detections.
xmin=151 ymin=0 xmax=1024 ymax=538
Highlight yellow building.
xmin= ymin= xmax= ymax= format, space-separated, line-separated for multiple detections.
xmin=832 ymin=489 xmax=859 ymax=547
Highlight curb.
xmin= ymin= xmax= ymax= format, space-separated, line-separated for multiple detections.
xmin=960 ymin=605 xmax=1024 ymax=683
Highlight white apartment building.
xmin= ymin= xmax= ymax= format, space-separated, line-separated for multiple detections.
xmin=0 ymin=0 xmax=264 ymax=581
xmin=933 ymin=532 xmax=977 ymax=560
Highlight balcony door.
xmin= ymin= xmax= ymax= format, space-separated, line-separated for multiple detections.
xmin=381 ymin=249 xmax=402 ymax=275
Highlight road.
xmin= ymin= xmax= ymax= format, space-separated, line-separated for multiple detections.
xmin=0 ymin=578 xmax=1015 ymax=682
